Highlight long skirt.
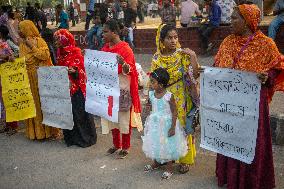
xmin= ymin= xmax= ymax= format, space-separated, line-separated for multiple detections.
xmin=63 ymin=89 xmax=97 ymax=148
xmin=25 ymin=66 xmax=60 ymax=140
xmin=216 ymin=86 xmax=275 ymax=189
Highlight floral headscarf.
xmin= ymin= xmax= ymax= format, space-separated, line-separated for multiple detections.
xmin=238 ymin=4 xmax=261 ymax=32
xmin=54 ymin=29 xmax=76 ymax=48
xmin=54 ymin=29 xmax=87 ymax=97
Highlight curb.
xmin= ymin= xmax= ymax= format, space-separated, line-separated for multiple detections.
xmin=270 ymin=113 xmax=284 ymax=145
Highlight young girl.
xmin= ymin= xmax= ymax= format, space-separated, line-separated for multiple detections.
xmin=142 ymin=68 xmax=188 ymax=179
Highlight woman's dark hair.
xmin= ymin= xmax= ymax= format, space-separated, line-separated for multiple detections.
xmin=238 ymin=0 xmax=254 ymax=5
xmin=160 ymin=24 xmax=177 ymax=42
xmin=104 ymin=19 xmax=120 ymax=35
xmin=0 ymin=25 xmax=10 ymax=40
xmin=41 ymin=28 xmax=54 ymax=43
xmin=56 ymin=4 xmax=63 ymax=10
xmin=1 ymin=5 xmax=8 ymax=13
xmin=7 ymin=9 xmax=14 ymax=20
xmin=150 ymin=68 xmax=170 ymax=88
xmin=118 ymin=21 xmax=125 ymax=30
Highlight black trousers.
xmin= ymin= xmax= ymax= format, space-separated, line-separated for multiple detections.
xmin=198 ymin=23 xmax=217 ymax=49
xmin=85 ymin=10 xmax=94 ymax=30
xmin=63 ymin=89 xmax=97 ymax=148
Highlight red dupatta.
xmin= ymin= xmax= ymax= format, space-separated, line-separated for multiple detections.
xmin=101 ymin=41 xmax=141 ymax=113
xmin=54 ymin=29 xmax=87 ymax=97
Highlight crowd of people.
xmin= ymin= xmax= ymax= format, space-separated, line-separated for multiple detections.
xmin=0 ymin=1 xmax=284 ymax=188
xmin=84 ymin=0 xmax=283 ymax=53
xmin=4 ymin=0 xmax=282 ymax=54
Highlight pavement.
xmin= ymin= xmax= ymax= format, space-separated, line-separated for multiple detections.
xmin=48 ymin=16 xmax=274 ymax=31
xmin=0 ymin=55 xmax=284 ymax=189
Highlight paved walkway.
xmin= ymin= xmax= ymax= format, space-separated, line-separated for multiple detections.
xmin=48 ymin=16 xmax=275 ymax=31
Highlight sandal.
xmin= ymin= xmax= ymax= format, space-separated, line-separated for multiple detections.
xmin=161 ymin=171 xmax=173 ymax=179
xmin=179 ymin=164 xmax=190 ymax=174
xmin=7 ymin=128 xmax=17 ymax=136
xmin=117 ymin=150 xmax=129 ymax=159
xmin=144 ymin=164 xmax=159 ymax=172
xmin=107 ymin=147 xmax=120 ymax=154
xmin=0 ymin=127 xmax=8 ymax=133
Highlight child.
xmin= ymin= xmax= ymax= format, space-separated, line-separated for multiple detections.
xmin=126 ymin=21 xmax=135 ymax=49
xmin=142 ymin=68 xmax=188 ymax=179
xmin=87 ymin=16 xmax=103 ymax=50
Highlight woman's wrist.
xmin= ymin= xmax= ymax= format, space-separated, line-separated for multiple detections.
xmin=122 ymin=63 xmax=131 ymax=75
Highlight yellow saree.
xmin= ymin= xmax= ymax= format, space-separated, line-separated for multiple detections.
xmin=19 ymin=20 xmax=60 ymax=140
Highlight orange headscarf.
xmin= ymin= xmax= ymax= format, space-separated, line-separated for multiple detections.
xmin=215 ymin=4 xmax=284 ymax=102
xmin=238 ymin=4 xmax=260 ymax=32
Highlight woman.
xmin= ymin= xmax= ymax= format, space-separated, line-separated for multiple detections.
xmin=0 ymin=5 xmax=20 ymax=45
xmin=7 ymin=9 xmax=20 ymax=45
xmin=214 ymin=4 xmax=284 ymax=189
xmin=101 ymin=19 xmax=142 ymax=159
xmin=150 ymin=24 xmax=199 ymax=173
xmin=0 ymin=25 xmax=19 ymax=135
xmin=54 ymin=29 xmax=97 ymax=148
xmin=19 ymin=20 xmax=60 ymax=140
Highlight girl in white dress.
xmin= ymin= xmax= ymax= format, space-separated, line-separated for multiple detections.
xmin=142 ymin=68 xmax=188 ymax=179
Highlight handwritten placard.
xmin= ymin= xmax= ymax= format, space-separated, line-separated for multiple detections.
xmin=0 ymin=58 xmax=36 ymax=122
xmin=200 ymin=67 xmax=261 ymax=164
xmin=84 ymin=49 xmax=119 ymax=122
xmin=37 ymin=66 xmax=73 ymax=130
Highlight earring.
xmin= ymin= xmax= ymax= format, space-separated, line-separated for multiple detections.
xmin=160 ymin=42 xmax=165 ymax=50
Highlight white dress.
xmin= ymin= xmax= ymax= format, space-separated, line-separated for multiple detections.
xmin=142 ymin=91 xmax=188 ymax=164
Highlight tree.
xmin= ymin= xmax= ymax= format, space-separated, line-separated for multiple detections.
xmin=0 ymin=0 xmax=62 ymax=8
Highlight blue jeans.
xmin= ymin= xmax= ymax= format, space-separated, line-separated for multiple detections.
xmin=268 ymin=16 xmax=284 ymax=40
xmin=87 ymin=27 xmax=96 ymax=49
xmin=85 ymin=10 xmax=94 ymax=30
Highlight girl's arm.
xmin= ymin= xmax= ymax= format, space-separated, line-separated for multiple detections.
xmin=168 ymin=94 xmax=177 ymax=137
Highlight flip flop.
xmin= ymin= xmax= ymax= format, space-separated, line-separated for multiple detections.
xmin=144 ymin=164 xmax=159 ymax=172
xmin=161 ymin=171 xmax=173 ymax=179
xmin=117 ymin=150 xmax=129 ymax=159
xmin=107 ymin=147 xmax=120 ymax=155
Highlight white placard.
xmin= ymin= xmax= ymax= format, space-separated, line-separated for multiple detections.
xmin=84 ymin=49 xmax=119 ymax=123
xmin=200 ymin=67 xmax=261 ymax=164
xmin=38 ymin=66 xmax=74 ymax=130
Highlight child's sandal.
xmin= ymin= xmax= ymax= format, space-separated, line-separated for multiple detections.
xmin=161 ymin=171 xmax=173 ymax=179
